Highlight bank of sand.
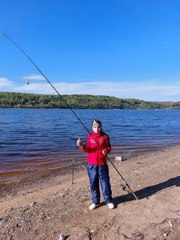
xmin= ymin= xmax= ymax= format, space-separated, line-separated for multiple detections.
xmin=0 ymin=145 xmax=180 ymax=240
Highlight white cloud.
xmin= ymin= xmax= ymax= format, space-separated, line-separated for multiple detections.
xmin=23 ymin=74 xmax=45 ymax=81
xmin=22 ymin=74 xmax=45 ymax=85
xmin=0 ymin=77 xmax=14 ymax=92
xmin=0 ymin=77 xmax=13 ymax=88
xmin=0 ymin=76 xmax=180 ymax=101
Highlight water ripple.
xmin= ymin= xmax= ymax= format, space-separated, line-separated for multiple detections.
xmin=0 ymin=109 xmax=180 ymax=183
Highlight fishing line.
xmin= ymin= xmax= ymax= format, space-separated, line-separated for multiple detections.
xmin=1 ymin=32 xmax=138 ymax=200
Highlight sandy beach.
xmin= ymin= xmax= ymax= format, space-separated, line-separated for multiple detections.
xmin=0 ymin=145 xmax=180 ymax=240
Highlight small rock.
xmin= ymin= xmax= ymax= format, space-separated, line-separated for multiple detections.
xmin=115 ymin=156 xmax=125 ymax=161
xmin=58 ymin=234 xmax=66 ymax=240
xmin=168 ymin=220 xmax=173 ymax=227
xmin=31 ymin=202 xmax=37 ymax=207
xmin=8 ymin=207 xmax=14 ymax=211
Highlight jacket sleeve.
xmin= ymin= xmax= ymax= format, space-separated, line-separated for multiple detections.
xmin=79 ymin=135 xmax=96 ymax=153
xmin=105 ymin=134 xmax=111 ymax=154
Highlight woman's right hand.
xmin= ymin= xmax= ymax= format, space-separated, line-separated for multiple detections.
xmin=77 ymin=138 xmax=83 ymax=147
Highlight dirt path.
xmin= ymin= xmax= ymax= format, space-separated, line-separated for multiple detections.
xmin=0 ymin=146 xmax=180 ymax=240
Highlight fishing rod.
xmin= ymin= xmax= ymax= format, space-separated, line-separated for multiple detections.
xmin=1 ymin=32 xmax=138 ymax=200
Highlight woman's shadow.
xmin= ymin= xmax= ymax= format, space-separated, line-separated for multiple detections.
xmin=113 ymin=176 xmax=180 ymax=206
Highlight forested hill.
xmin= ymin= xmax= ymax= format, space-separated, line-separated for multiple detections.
xmin=0 ymin=92 xmax=179 ymax=109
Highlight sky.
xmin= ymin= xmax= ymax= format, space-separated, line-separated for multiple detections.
xmin=1 ymin=0 xmax=180 ymax=101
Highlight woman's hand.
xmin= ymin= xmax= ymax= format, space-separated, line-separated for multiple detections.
xmin=77 ymin=138 xmax=84 ymax=147
xmin=102 ymin=149 xmax=107 ymax=155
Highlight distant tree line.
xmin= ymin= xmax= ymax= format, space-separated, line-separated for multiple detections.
xmin=0 ymin=92 xmax=179 ymax=109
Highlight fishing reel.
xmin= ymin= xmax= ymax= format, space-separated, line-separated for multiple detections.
xmin=120 ymin=182 xmax=127 ymax=191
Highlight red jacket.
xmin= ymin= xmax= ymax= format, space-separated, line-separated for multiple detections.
xmin=80 ymin=131 xmax=111 ymax=165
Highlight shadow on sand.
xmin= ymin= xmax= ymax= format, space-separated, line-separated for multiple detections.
xmin=113 ymin=176 xmax=180 ymax=207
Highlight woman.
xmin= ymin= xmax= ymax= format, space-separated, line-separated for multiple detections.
xmin=77 ymin=119 xmax=114 ymax=210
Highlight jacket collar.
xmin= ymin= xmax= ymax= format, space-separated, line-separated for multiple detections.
xmin=91 ymin=131 xmax=102 ymax=137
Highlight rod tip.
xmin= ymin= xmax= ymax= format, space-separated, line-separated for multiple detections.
xmin=1 ymin=32 xmax=7 ymax=38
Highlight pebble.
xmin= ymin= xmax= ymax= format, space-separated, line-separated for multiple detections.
xmin=31 ymin=202 xmax=37 ymax=207
xmin=58 ymin=234 xmax=66 ymax=240
xmin=115 ymin=156 xmax=124 ymax=161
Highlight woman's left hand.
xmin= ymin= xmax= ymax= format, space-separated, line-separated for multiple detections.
xmin=102 ymin=149 xmax=107 ymax=155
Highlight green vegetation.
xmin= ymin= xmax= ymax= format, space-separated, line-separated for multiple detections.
xmin=0 ymin=92 xmax=179 ymax=109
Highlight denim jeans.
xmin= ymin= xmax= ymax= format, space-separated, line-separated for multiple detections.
xmin=87 ymin=164 xmax=112 ymax=204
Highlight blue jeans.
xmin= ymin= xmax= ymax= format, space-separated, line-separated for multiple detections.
xmin=87 ymin=164 xmax=112 ymax=204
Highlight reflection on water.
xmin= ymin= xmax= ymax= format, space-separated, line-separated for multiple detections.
xmin=0 ymin=109 xmax=180 ymax=184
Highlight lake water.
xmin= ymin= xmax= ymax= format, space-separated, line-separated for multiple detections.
xmin=0 ymin=108 xmax=180 ymax=184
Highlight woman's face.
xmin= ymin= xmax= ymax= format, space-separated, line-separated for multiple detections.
xmin=92 ymin=122 xmax=101 ymax=133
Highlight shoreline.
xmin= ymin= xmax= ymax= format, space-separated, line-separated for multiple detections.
xmin=0 ymin=144 xmax=180 ymax=189
xmin=0 ymin=145 xmax=180 ymax=239
xmin=0 ymin=144 xmax=179 ymax=197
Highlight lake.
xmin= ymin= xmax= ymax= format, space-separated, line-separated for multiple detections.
xmin=0 ymin=108 xmax=180 ymax=184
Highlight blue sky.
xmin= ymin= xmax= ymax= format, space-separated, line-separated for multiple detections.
xmin=1 ymin=0 xmax=180 ymax=101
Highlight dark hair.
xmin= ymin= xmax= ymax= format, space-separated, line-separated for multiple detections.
xmin=92 ymin=119 xmax=102 ymax=126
